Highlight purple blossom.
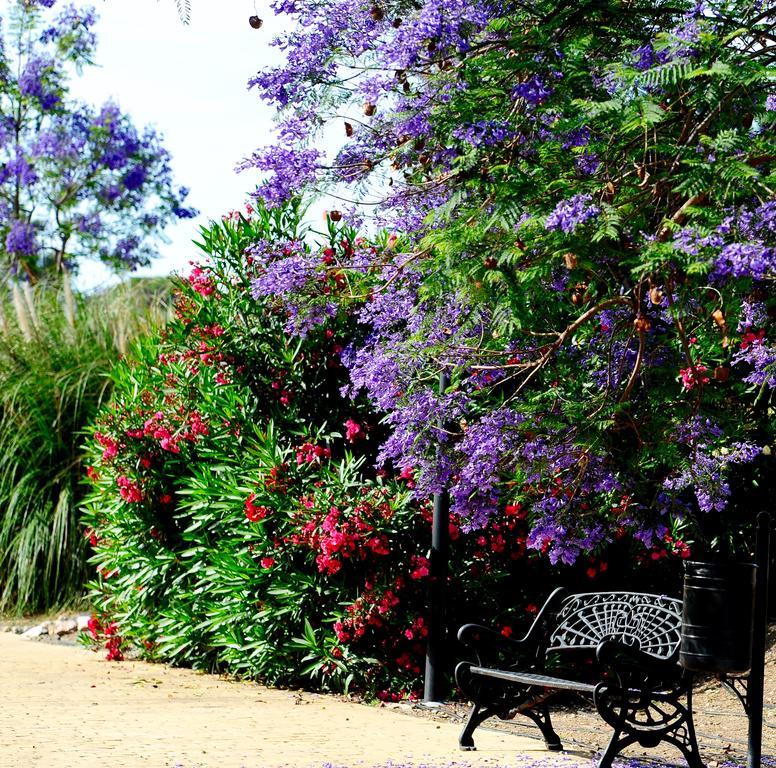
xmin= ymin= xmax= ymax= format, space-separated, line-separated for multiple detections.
xmin=673 ymin=226 xmax=724 ymax=256
xmin=663 ymin=428 xmax=761 ymax=513
xmin=122 ymin=165 xmax=146 ymax=191
xmin=766 ymin=94 xmax=776 ymax=112
xmin=40 ymin=4 xmax=98 ymax=61
xmin=450 ymin=407 xmax=524 ymax=529
xmin=512 ymin=76 xmax=553 ymax=107
xmin=712 ymin=242 xmax=776 ymax=281
xmin=576 ymin=153 xmax=600 ymax=175
xmin=251 ymin=252 xmax=317 ymax=299
xmin=453 ymin=121 xmax=515 ymax=147
xmin=18 ymin=56 xmax=60 ymax=110
xmin=545 ymin=194 xmax=600 ymax=234
xmin=5 ymin=220 xmax=36 ymax=256
xmin=561 ymin=127 xmax=591 ymax=149
xmin=732 ymin=340 xmax=776 ymax=389
xmin=75 ymin=212 xmax=102 ymax=235
xmin=239 ymin=146 xmax=321 ymax=208
xmin=632 ymin=44 xmax=656 ymax=71
xmin=737 ymin=299 xmax=768 ymax=332
xmin=386 ymin=0 xmax=491 ymax=69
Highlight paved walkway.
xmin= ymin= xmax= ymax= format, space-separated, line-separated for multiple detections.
xmin=0 ymin=633 xmax=588 ymax=768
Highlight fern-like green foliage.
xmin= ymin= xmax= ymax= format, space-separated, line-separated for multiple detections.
xmin=170 ymin=0 xmax=191 ymax=24
xmin=0 ymin=278 xmax=172 ymax=615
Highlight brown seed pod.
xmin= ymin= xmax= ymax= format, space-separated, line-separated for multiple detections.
xmin=392 ymin=17 xmax=402 ymax=28
xmin=483 ymin=257 xmax=498 ymax=269
xmin=364 ymin=103 xmax=376 ymax=116
xmin=711 ymin=308 xmax=726 ymax=328
xmin=370 ymin=5 xmax=384 ymax=21
xmin=633 ymin=316 xmax=651 ymax=333
xmin=249 ymin=15 xmax=263 ymax=29
xmin=714 ymin=366 xmax=730 ymax=383
xmin=418 ymin=153 xmax=431 ymax=166
xmin=328 ymin=210 xmax=342 ymax=222
xmin=563 ymin=252 xmax=578 ymax=270
xmin=649 ymin=287 xmax=663 ymax=305
xmin=344 ymin=122 xmax=354 ymax=137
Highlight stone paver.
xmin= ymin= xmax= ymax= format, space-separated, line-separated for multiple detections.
xmin=0 ymin=633 xmax=588 ymax=768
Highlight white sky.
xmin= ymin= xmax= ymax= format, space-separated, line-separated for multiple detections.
xmin=59 ymin=0 xmax=281 ymax=289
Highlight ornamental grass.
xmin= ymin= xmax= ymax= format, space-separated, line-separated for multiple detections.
xmin=0 ymin=276 xmax=171 ymax=614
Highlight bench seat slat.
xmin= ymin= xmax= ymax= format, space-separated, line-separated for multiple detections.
xmin=469 ymin=666 xmax=597 ymax=693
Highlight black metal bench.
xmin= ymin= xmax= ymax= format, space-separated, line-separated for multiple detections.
xmin=455 ymin=588 xmax=704 ymax=768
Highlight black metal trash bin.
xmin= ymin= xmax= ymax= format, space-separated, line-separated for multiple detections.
xmin=680 ymin=560 xmax=757 ymax=675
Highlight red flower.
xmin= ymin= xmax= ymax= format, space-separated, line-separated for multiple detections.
xmin=245 ymin=494 xmax=270 ymax=522
xmin=86 ymin=466 xmax=100 ymax=482
xmin=679 ymin=363 xmax=710 ymax=390
xmin=116 ymin=476 xmax=143 ymax=503
xmin=741 ymin=329 xmax=766 ymax=350
xmin=260 ymin=557 xmax=276 ymax=569
xmin=344 ymin=418 xmax=365 ymax=443
xmin=187 ymin=265 xmax=215 ymax=297
xmin=500 ymin=626 xmax=513 ymax=638
xmin=87 ymin=616 xmax=102 ymax=639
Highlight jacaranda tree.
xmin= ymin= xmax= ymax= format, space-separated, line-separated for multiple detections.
xmin=0 ymin=0 xmax=195 ymax=281
xmin=240 ymin=0 xmax=776 ymax=563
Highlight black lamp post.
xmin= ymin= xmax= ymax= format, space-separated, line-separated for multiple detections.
xmin=748 ymin=511 xmax=770 ymax=768
xmin=423 ymin=370 xmax=451 ymax=704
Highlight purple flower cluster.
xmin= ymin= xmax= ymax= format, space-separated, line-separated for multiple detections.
xmin=732 ymin=340 xmax=776 ymax=389
xmin=40 ymin=4 xmax=98 ymax=63
xmin=452 ymin=121 xmax=516 ymax=148
xmin=545 ymin=194 xmax=600 ymax=234
xmin=251 ymin=251 xmax=317 ymax=299
xmin=450 ymin=407 xmax=524 ymax=529
xmin=18 ymin=56 xmax=60 ymax=110
xmin=512 ymin=76 xmax=554 ymax=107
xmin=5 ymin=220 xmax=36 ymax=256
xmin=712 ymin=242 xmax=776 ymax=281
xmin=239 ymin=146 xmax=321 ymax=208
xmin=663 ymin=418 xmax=761 ymax=513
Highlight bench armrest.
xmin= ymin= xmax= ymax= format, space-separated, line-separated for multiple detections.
xmin=457 ymin=623 xmax=534 ymax=652
xmin=457 ymin=587 xmax=569 ymax=663
xmin=596 ymin=639 xmax=680 ymax=681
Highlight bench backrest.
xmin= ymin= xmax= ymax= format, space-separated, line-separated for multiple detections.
xmin=546 ymin=591 xmax=682 ymax=659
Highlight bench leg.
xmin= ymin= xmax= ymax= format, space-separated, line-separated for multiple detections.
xmin=659 ymin=701 xmax=705 ymax=768
xmin=522 ymin=702 xmax=563 ymax=751
xmin=598 ymin=728 xmax=638 ymax=768
xmin=459 ymin=702 xmax=497 ymax=750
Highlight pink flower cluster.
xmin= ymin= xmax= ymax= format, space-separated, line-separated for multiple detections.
xmin=679 ymin=363 xmax=710 ymax=390
xmin=291 ymin=501 xmax=391 ymax=575
xmin=344 ymin=418 xmax=365 ymax=443
xmin=87 ymin=616 xmax=124 ymax=662
xmin=136 ymin=410 xmax=210 ymax=454
xmin=187 ymin=264 xmax=216 ymax=297
xmin=245 ymin=493 xmax=270 ymax=522
xmin=296 ymin=442 xmax=331 ymax=465
xmin=94 ymin=432 xmax=118 ymax=461
xmin=116 ymin=475 xmax=143 ymax=503
xmin=334 ymin=584 xmax=401 ymax=642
